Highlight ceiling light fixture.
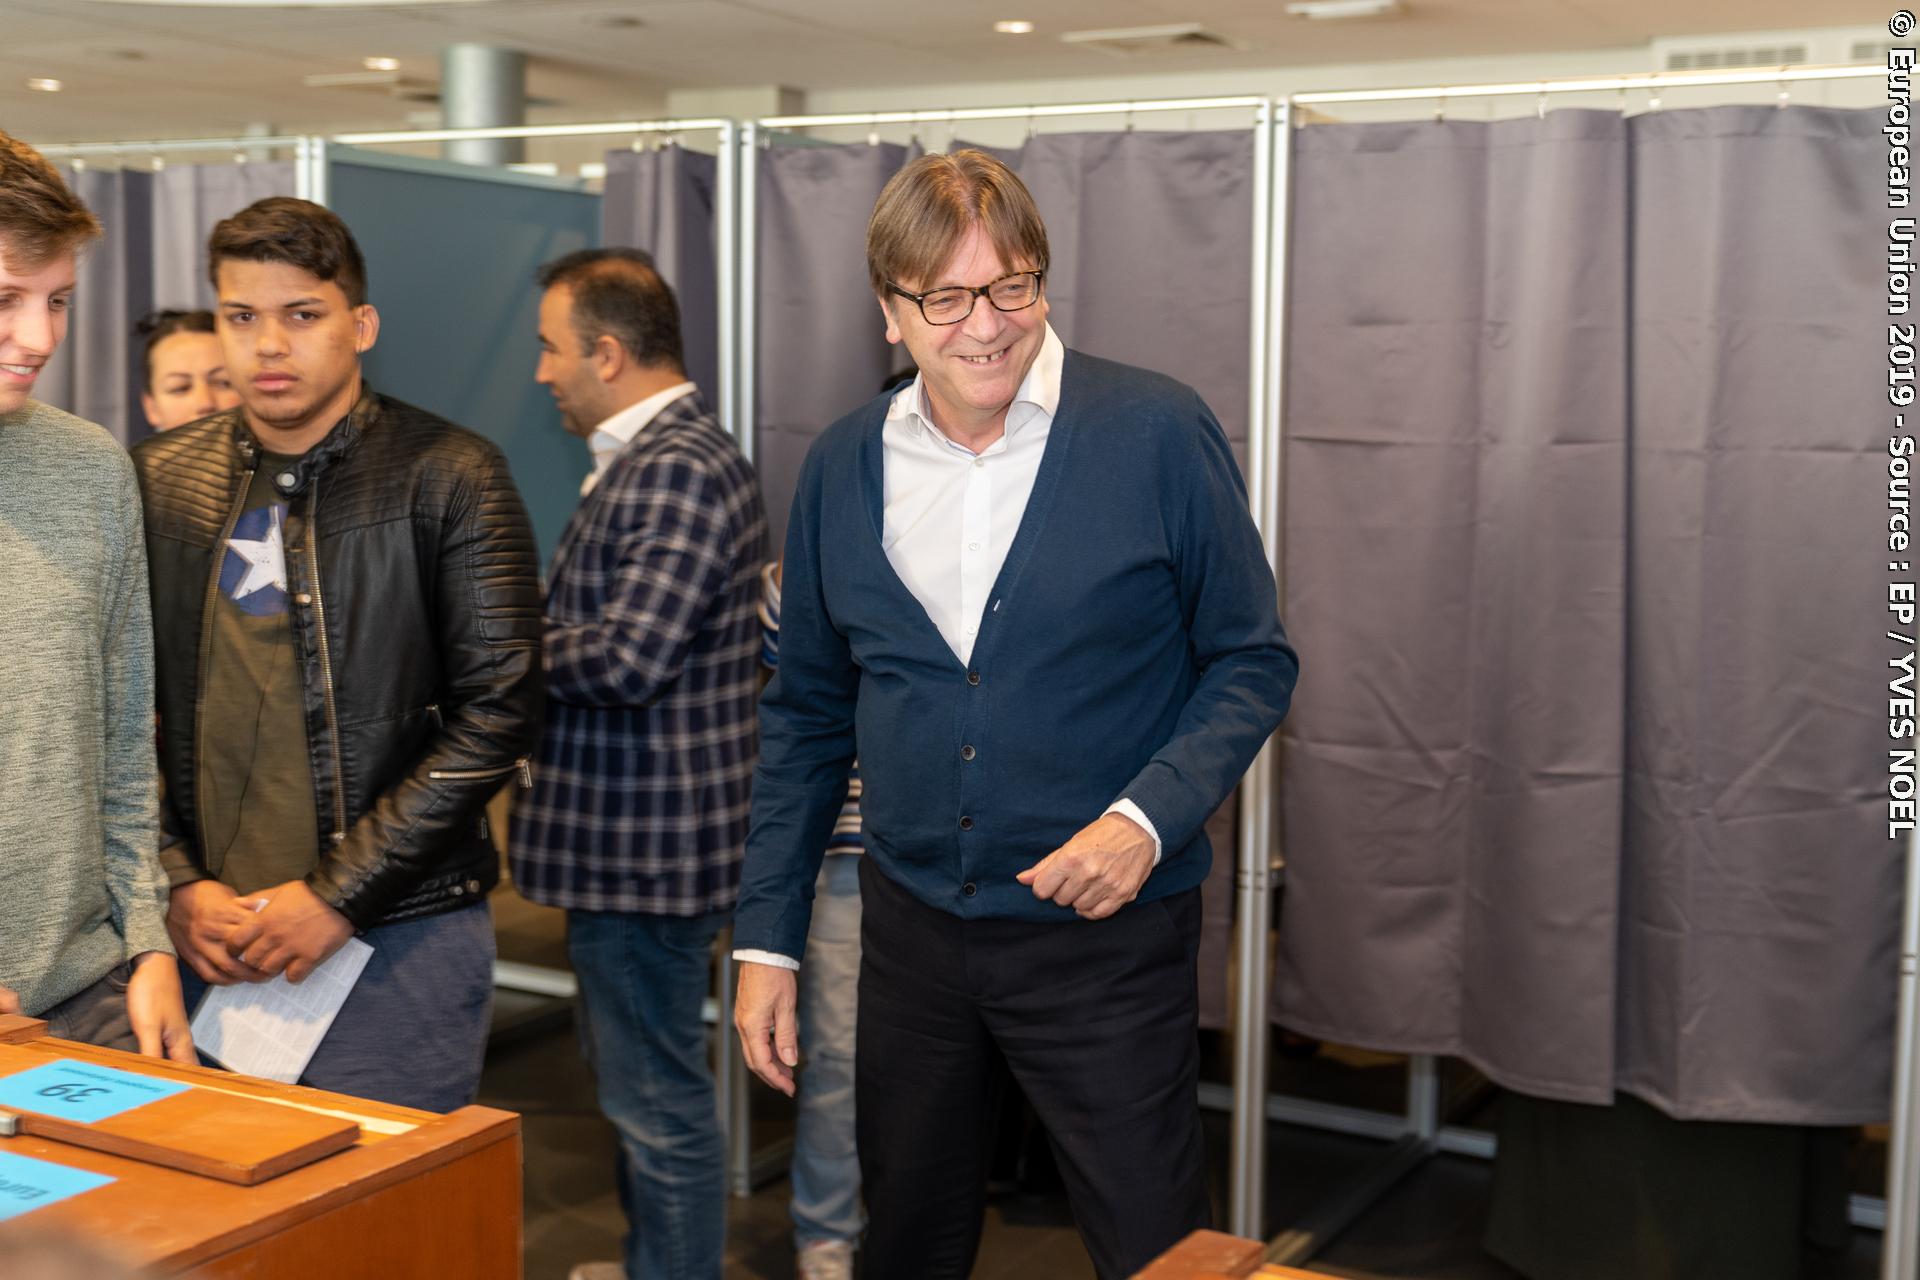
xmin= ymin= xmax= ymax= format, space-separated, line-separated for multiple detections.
xmin=363 ymin=56 xmax=401 ymax=71
xmin=26 ymin=78 xmax=62 ymax=92
xmin=994 ymin=20 xmax=1035 ymax=35
xmin=1285 ymin=0 xmax=1402 ymax=18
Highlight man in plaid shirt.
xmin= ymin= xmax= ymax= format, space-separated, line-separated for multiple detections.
xmin=511 ymin=248 xmax=767 ymax=1280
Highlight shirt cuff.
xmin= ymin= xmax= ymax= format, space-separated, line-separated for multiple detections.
xmin=121 ymin=914 xmax=176 ymax=963
xmin=732 ymin=949 xmax=800 ymax=971
xmin=1105 ymin=798 xmax=1164 ymax=867
xmin=157 ymin=839 xmax=208 ymax=891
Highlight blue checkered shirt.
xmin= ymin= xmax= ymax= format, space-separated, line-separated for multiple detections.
xmin=511 ymin=391 xmax=767 ymax=915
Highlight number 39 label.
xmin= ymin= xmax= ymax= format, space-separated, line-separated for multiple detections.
xmin=0 ymin=1060 xmax=191 ymax=1124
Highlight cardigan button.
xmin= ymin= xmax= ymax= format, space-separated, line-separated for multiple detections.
xmin=962 ymin=882 xmax=977 ymax=897
xmin=961 ymin=745 xmax=975 ymax=761
xmin=967 ymin=671 xmax=980 ymax=686
xmin=959 ymin=816 xmax=973 ymax=831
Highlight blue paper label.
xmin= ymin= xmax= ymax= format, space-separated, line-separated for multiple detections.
xmin=0 ymin=1059 xmax=192 ymax=1124
xmin=0 ymin=1151 xmax=115 ymax=1221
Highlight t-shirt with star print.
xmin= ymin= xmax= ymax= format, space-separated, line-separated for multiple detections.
xmin=196 ymin=451 xmax=321 ymax=896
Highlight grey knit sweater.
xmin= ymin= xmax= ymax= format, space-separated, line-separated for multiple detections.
xmin=0 ymin=399 xmax=171 ymax=1015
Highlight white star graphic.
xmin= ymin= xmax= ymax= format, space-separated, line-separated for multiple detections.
xmin=228 ymin=507 xmax=287 ymax=600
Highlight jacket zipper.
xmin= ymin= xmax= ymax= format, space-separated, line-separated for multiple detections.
xmin=193 ymin=463 xmax=257 ymax=874
xmin=429 ymin=757 xmax=534 ymax=787
xmin=305 ymin=497 xmax=349 ymax=846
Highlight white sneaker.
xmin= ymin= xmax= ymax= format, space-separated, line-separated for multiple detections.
xmin=796 ymin=1239 xmax=855 ymax=1280
xmin=568 ymin=1264 xmax=625 ymax=1280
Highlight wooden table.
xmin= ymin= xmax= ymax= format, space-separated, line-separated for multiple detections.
xmin=1134 ymin=1229 xmax=1326 ymax=1279
xmin=0 ymin=1015 xmax=521 ymax=1278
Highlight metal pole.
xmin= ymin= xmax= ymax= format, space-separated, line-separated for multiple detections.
xmin=440 ymin=44 xmax=527 ymax=167
xmin=760 ymin=96 xmax=1266 ymax=129
xmin=1290 ymin=61 xmax=1884 ymax=106
xmin=294 ymin=136 xmax=311 ymax=202
xmin=715 ymin=120 xmax=739 ymax=445
xmin=738 ymin=122 xmax=760 ymax=468
xmin=1247 ymin=92 xmax=1296 ymax=1244
xmin=33 ymin=134 xmax=306 ymax=158
xmin=717 ymin=937 xmax=753 ymax=1197
xmin=329 ymin=118 xmax=730 ymax=146
xmin=1884 ymin=819 xmax=1920 ymax=1280
xmin=303 ymin=137 xmax=329 ymax=208
xmin=1228 ymin=96 xmax=1278 ymax=1241
xmin=1407 ymin=1054 xmax=1440 ymax=1143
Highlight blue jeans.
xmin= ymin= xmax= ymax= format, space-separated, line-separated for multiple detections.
xmin=792 ymin=854 xmax=864 ymax=1248
xmin=568 ymin=909 xmax=727 ymax=1280
xmin=181 ymin=902 xmax=495 ymax=1114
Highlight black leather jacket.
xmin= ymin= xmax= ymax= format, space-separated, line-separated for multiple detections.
xmin=132 ymin=390 xmax=544 ymax=930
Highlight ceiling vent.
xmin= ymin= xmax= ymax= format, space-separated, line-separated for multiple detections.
xmin=1059 ymin=23 xmax=1242 ymax=57
xmin=1654 ymin=38 xmax=1810 ymax=72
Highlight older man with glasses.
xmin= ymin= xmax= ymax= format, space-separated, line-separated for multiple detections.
xmin=731 ymin=149 xmax=1299 ymax=1280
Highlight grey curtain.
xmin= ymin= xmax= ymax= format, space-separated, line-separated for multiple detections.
xmin=43 ymin=168 xmax=152 ymax=444
xmin=41 ymin=161 xmax=295 ymax=444
xmin=149 ymin=162 xmax=299 ymax=313
xmin=1617 ymin=106 xmax=1894 ymax=1124
xmin=601 ymin=145 xmax=720 ymax=403
xmin=1016 ymin=130 xmax=1255 ymax=466
xmin=1273 ymin=106 xmax=1890 ymax=1124
xmin=755 ymin=140 xmax=919 ymax=557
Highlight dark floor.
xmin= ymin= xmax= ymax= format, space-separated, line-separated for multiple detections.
xmin=475 ymin=1004 xmax=1888 ymax=1280
xmin=483 ymin=885 xmax=1887 ymax=1280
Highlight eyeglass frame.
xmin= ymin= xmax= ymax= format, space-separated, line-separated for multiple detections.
xmin=883 ymin=269 xmax=1046 ymax=326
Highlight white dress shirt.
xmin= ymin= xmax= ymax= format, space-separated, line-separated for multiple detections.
xmin=736 ymin=327 xmax=1158 ymax=972
xmin=580 ymin=380 xmax=698 ymax=495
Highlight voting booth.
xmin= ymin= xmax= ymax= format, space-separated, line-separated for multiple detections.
xmin=0 ymin=1015 xmax=521 ymax=1278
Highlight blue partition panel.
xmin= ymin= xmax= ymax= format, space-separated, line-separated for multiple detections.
xmin=326 ymin=146 xmax=599 ymax=562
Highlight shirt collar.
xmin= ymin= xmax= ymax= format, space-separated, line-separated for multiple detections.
xmin=891 ymin=323 xmax=1063 ymax=453
xmin=587 ymin=380 xmax=697 ymax=462
xmin=580 ymin=380 xmax=696 ymax=496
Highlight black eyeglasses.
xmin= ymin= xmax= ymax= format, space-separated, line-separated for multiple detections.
xmin=885 ymin=270 xmax=1045 ymax=326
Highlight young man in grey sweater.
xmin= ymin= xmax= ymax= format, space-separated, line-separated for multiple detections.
xmin=0 ymin=130 xmax=192 ymax=1061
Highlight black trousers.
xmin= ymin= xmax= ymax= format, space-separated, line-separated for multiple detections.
xmin=854 ymin=857 xmax=1211 ymax=1280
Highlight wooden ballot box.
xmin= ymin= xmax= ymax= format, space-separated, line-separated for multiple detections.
xmin=0 ymin=1015 xmax=521 ymax=1278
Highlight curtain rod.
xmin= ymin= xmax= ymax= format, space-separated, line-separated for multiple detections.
xmin=33 ymin=135 xmax=306 ymax=158
xmin=1291 ymin=61 xmax=1885 ymax=105
xmin=330 ymin=118 xmax=728 ymax=145
xmin=30 ymin=61 xmax=1887 ymax=157
xmin=759 ymin=96 xmax=1267 ymax=129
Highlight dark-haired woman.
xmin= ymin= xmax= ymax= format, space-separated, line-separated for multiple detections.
xmin=136 ymin=309 xmax=239 ymax=430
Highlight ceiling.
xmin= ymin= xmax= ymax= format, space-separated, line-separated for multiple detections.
xmin=0 ymin=0 xmax=1887 ymax=144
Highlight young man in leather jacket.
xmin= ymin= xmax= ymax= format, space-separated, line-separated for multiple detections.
xmin=130 ymin=197 xmax=544 ymax=1111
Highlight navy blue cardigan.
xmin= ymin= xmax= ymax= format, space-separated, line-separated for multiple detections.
xmin=732 ymin=350 xmax=1298 ymax=958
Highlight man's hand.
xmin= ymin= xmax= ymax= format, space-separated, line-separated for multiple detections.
xmin=125 ymin=951 xmax=196 ymax=1064
xmin=733 ymin=961 xmax=801 ymax=1097
xmin=1016 ymin=812 xmax=1157 ymax=920
xmin=167 ymin=880 xmax=261 ymax=985
xmin=0 ymin=984 xmax=19 ymax=1016
xmin=223 ymin=881 xmax=354 ymax=984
